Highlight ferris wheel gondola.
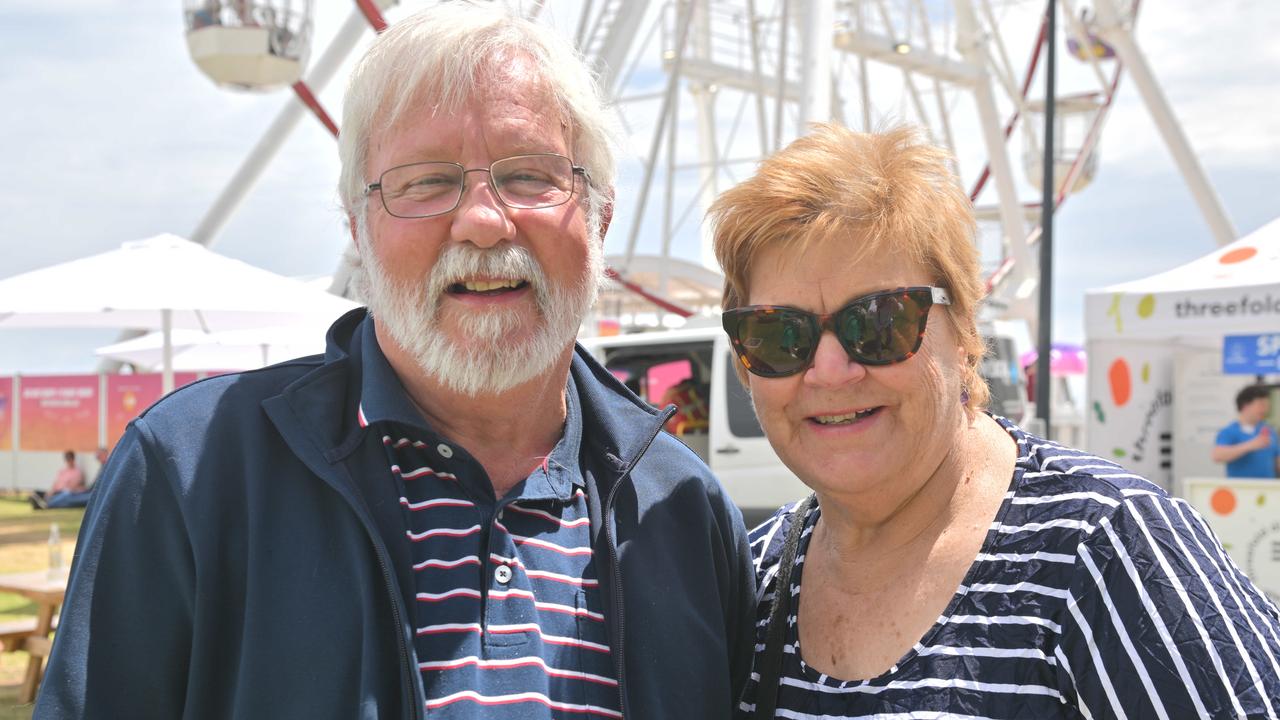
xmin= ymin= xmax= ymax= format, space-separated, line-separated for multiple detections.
xmin=183 ymin=0 xmax=315 ymax=90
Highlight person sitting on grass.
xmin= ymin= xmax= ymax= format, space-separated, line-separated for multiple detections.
xmin=30 ymin=449 xmax=94 ymax=510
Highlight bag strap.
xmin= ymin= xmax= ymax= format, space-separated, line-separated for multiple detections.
xmin=753 ymin=493 xmax=816 ymax=720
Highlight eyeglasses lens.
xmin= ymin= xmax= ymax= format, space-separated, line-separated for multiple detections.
xmin=491 ymin=155 xmax=575 ymax=208
xmin=381 ymin=163 xmax=464 ymax=218
xmin=378 ymin=155 xmax=577 ymax=218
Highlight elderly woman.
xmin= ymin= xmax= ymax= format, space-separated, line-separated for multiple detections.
xmin=710 ymin=123 xmax=1280 ymax=718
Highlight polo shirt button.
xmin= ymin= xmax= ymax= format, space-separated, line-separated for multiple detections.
xmin=494 ymin=565 xmax=513 ymax=585
xmin=437 ymin=443 xmax=453 ymax=458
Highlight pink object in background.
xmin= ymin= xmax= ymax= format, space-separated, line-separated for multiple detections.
xmin=1020 ymin=343 xmax=1088 ymax=376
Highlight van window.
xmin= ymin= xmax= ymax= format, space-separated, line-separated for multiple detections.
xmin=602 ymin=343 xmax=714 ymax=457
xmin=644 ymin=359 xmax=692 ymax=406
xmin=724 ymin=353 xmax=765 ymax=438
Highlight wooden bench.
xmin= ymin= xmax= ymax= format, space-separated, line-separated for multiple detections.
xmin=0 ymin=616 xmax=58 ymax=653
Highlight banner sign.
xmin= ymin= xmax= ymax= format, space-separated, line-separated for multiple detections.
xmin=106 ymin=373 xmax=200 ymax=447
xmin=1085 ymin=340 xmax=1174 ymax=490
xmin=19 ymin=375 xmax=99 ymax=451
xmin=1223 ymin=333 xmax=1280 ymax=375
xmin=0 ymin=377 xmax=12 ymax=451
xmin=1187 ymin=478 xmax=1280 ymax=603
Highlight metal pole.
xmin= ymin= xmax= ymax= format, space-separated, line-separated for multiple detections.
xmin=190 ymin=7 xmax=372 ymax=247
xmin=1093 ymin=0 xmax=1236 ymax=246
xmin=1035 ymin=0 xmax=1056 ymax=436
xmin=799 ymin=0 xmax=833 ymax=127
xmin=621 ymin=0 xmax=697 ymax=271
xmin=162 ymin=309 xmax=175 ymax=395
xmin=773 ymin=0 xmax=791 ymax=151
xmin=954 ymin=0 xmax=1032 ymax=328
xmin=9 ymin=375 xmax=18 ymax=492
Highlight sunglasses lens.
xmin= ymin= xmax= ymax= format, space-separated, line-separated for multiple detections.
xmin=837 ymin=291 xmax=930 ymax=364
xmin=725 ymin=289 xmax=938 ymax=378
xmin=729 ymin=310 xmax=815 ymax=377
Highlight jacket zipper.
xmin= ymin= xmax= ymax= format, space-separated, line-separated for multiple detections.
xmin=323 ymin=465 xmax=423 ymax=719
xmin=604 ymin=406 xmax=677 ymax=717
xmin=373 ymin=543 xmax=421 ymax=719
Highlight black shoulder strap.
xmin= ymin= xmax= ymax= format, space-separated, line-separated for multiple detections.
xmin=753 ymin=493 xmax=816 ymax=720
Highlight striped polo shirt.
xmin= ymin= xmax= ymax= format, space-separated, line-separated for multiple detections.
xmin=739 ymin=415 xmax=1280 ymax=719
xmin=356 ymin=327 xmax=619 ymax=719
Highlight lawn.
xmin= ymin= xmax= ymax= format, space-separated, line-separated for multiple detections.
xmin=0 ymin=495 xmax=84 ymax=719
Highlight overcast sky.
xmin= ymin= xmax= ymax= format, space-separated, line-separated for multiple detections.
xmin=2 ymin=0 xmax=1278 ymax=374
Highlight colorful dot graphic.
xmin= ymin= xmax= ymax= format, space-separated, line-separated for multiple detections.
xmin=1219 ymin=246 xmax=1257 ymax=264
xmin=1137 ymin=294 xmax=1155 ymax=318
xmin=1109 ymin=358 xmax=1131 ymax=407
xmin=1210 ymin=488 xmax=1237 ymax=516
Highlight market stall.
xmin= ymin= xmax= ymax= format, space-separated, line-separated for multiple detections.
xmin=1084 ymin=216 xmax=1280 ymax=490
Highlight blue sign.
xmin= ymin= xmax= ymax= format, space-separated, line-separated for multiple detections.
xmin=1223 ymin=333 xmax=1280 ymax=375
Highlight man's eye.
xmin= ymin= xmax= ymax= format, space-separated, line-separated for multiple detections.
xmin=499 ymin=170 xmax=552 ymax=184
xmin=408 ymin=175 xmax=455 ymax=187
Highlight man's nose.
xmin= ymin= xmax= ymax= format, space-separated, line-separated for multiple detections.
xmin=451 ymin=169 xmax=515 ymax=248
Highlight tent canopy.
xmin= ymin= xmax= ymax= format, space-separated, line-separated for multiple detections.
xmin=1085 ymin=218 xmax=1280 ymax=341
xmin=0 ymin=233 xmax=358 ymax=391
xmin=94 ymin=324 xmax=328 ymax=371
xmin=0 ymin=234 xmax=356 ymax=331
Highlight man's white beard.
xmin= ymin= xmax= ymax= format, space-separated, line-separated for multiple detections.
xmin=355 ymin=227 xmax=604 ymax=397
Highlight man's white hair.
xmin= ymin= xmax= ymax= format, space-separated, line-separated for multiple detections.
xmin=337 ymin=2 xmax=618 ymax=237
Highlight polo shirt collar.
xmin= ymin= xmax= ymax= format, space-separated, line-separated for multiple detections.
xmin=356 ymin=316 xmax=436 ymax=431
xmin=356 ymin=315 xmax=585 ymax=499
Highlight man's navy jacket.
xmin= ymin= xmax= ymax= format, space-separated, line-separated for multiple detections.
xmin=36 ymin=310 xmax=756 ymax=719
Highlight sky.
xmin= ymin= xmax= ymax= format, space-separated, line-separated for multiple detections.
xmin=1 ymin=0 xmax=1278 ymax=374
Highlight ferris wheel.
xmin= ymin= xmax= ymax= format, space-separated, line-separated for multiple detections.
xmin=179 ymin=0 xmax=1238 ymax=336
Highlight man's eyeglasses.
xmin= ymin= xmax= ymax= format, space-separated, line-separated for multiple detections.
xmin=364 ymin=153 xmax=588 ymax=219
xmin=722 ymin=286 xmax=952 ymax=378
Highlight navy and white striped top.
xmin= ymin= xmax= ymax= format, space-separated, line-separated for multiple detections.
xmin=739 ymin=416 xmax=1280 ymax=719
xmin=359 ymin=374 xmax=620 ymax=719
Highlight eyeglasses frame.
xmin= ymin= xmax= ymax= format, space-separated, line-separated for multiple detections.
xmin=363 ymin=152 xmax=590 ymax=219
xmin=722 ymin=286 xmax=953 ymax=377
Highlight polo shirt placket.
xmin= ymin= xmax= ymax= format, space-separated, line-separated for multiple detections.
xmin=355 ymin=322 xmax=620 ymax=719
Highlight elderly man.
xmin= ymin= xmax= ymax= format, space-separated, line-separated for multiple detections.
xmin=37 ymin=6 xmax=754 ymax=719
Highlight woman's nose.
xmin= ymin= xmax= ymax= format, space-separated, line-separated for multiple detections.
xmin=803 ymin=331 xmax=868 ymax=388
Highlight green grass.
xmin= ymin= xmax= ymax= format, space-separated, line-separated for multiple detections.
xmin=0 ymin=494 xmax=85 ymax=717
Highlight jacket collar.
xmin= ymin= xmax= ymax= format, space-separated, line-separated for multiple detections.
xmin=566 ymin=342 xmax=671 ymax=476
xmin=355 ymin=316 xmax=435 ymax=431
xmin=269 ymin=308 xmax=662 ymax=490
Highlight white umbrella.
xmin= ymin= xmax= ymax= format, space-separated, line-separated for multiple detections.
xmin=94 ymin=324 xmax=329 ymax=371
xmin=0 ymin=234 xmax=358 ymax=391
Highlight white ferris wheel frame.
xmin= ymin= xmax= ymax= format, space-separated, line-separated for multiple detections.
xmin=183 ymin=0 xmax=1237 ymax=339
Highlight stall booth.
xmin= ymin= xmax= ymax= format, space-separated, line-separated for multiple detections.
xmin=1084 ymin=217 xmax=1280 ymax=599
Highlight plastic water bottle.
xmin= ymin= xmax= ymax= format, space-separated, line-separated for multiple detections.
xmin=47 ymin=524 xmax=63 ymax=578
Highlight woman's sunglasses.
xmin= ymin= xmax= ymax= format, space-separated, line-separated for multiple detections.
xmin=721 ymin=286 xmax=952 ymax=378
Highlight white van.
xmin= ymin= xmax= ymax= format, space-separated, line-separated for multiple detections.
xmin=581 ymin=323 xmax=1028 ymax=527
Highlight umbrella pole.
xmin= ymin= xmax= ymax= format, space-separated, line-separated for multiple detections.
xmin=162 ymin=309 xmax=175 ymax=394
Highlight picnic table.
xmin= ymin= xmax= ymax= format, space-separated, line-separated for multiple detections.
xmin=0 ymin=568 xmax=70 ymax=704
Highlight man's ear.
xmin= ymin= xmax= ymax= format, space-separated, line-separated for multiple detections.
xmin=348 ymin=213 xmax=360 ymax=248
xmin=598 ymin=187 xmax=615 ymax=242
